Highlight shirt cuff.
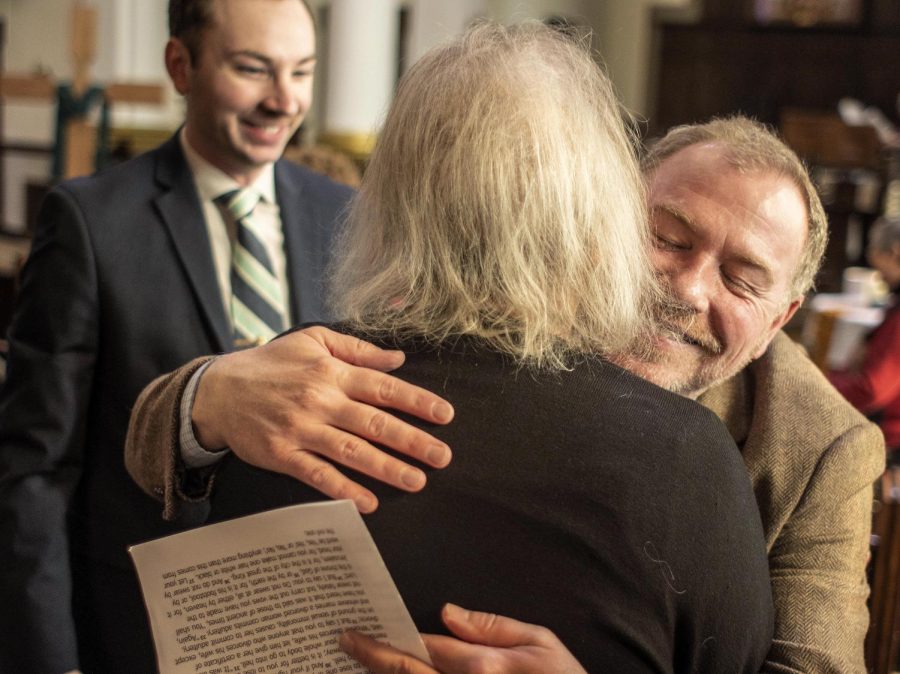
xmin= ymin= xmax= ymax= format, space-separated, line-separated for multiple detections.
xmin=180 ymin=358 xmax=231 ymax=468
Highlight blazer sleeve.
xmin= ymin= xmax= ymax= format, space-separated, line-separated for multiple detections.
xmin=0 ymin=187 xmax=99 ymax=673
xmin=125 ymin=356 xmax=217 ymax=521
xmin=761 ymin=420 xmax=884 ymax=674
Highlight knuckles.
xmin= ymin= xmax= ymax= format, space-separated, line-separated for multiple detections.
xmin=383 ymin=659 xmax=424 ymax=674
xmin=351 ymin=334 xmax=373 ymax=359
xmin=290 ymin=373 xmax=335 ymax=413
xmin=337 ymin=438 xmax=363 ymax=464
xmin=366 ymin=411 xmax=388 ymax=439
xmin=305 ymin=354 xmax=343 ymax=385
xmin=305 ymin=463 xmax=332 ymax=488
xmin=377 ymin=376 xmax=400 ymax=404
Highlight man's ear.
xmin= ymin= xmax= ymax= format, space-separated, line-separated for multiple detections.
xmin=165 ymin=38 xmax=192 ymax=96
xmin=752 ymin=296 xmax=803 ymax=360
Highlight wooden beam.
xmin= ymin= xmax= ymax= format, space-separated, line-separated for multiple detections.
xmin=105 ymin=83 xmax=165 ymax=105
xmin=0 ymin=74 xmax=55 ymax=101
xmin=71 ymin=2 xmax=97 ymax=96
xmin=64 ymin=120 xmax=95 ymax=179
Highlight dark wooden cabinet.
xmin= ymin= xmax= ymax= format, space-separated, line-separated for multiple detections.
xmin=650 ymin=24 xmax=900 ymax=135
xmin=699 ymin=0 xmax=899 ymax=28
xmin=649 ymin=1 xmax=900 ymax=291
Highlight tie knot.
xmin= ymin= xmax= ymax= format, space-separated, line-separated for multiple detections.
xmin=217 ymin=188 xmax=261 ymax=221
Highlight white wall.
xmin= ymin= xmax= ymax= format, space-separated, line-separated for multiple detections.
xmin=406 ymin=0 xmax=487 ymax=67
xmin=595 ymin=0 xmax=697 ymax=116
xmin=402 ymin=0 xmax=699 ymax=116
xmin=1 ymin=0 xmax=691 ymax=140
xmin=0 ymin=0 xmax=693 ymax=229
xmin=2 ymin=0 xmax=179 ymax=137
xmin=0 ymin=0 xmax=178 ymax=229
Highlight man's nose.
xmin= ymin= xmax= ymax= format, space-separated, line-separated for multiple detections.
xmin=668 ymin=259 xmax=712 ymax=314
xmin=262 ymin=76 xmax=300 ymax=115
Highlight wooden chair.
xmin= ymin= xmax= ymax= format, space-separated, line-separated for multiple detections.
xmin=867 ymin=468 xmax=900 ymax=673
xmin=805 ymin=308 xmax=841 ymax=370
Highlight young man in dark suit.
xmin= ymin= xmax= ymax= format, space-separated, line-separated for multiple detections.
xmin=0 ymin=1 xmax=449 ymax=672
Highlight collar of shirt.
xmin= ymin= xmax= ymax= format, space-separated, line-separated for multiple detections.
xmin=177 ymin=128 xmax=290 ymax=324
xmin=178 ymin=128 xmax=276 ymax=205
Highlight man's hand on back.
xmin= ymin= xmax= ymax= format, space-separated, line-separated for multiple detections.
xmin=192 ymin=326 xmax=455 ymax=512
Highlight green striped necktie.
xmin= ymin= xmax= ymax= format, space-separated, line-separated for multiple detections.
xmin=217 ymin=189 xmax=287 ymax=348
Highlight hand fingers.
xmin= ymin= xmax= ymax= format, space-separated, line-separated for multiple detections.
xmin=305 ymin=326 xmax=407 ymax=372
xmin=274 ymin=449 xmax=379 ymax=513
xmin=339 ymin=630 xmax=438 ymax=674
xmin=299 ymin=424 xmax=431 ymax=493
xmin=420 ymin=634 xmax=499 ymax=674
xmin=339 ymin=363 xmax=454 ymax=426
xmin=440 ymin=603 xmax=556 ymax=649
xmin=329 ymin=395 xmax=452 ymax=469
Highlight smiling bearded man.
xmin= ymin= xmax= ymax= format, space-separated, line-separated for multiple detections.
xmin=335 ymin=118 xmax=887 ymax=674
xmin=621 ymin=124 xmax=810 ymax=398
xmin=124 ymin=117 xmax=886 ymax=673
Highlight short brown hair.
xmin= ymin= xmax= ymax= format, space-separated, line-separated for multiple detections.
xmin=168 ymin=0 xmax=314 ymax=62
xmin=643 ymin=116 xmax=828 ymax=298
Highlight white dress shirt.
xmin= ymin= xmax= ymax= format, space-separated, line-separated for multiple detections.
xmin=177 ymin=130 xmax=290 ymax=466
xmin=178 ymin=129 xmax=291 ymax=320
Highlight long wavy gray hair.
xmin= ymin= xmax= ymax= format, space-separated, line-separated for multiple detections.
xmin=329 ymin=21 xmax=656 ymax=369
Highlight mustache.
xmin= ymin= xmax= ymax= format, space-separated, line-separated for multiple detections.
xmin=652 ymin=294 xmax=723 ymax=355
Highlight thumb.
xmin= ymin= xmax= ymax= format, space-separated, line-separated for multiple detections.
xmin=440 ymin=603 xmax=550 ymax=648
xmin=310 ymin=326 xmax=406 ymax=371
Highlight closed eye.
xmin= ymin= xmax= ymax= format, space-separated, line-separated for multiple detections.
xmin=722 ymin=271 xmax=762 ymax=297
xmin=235 ymin=64 xmax=269 ymax=78
xmin=653 ymin=233 xmax=687 ymax=251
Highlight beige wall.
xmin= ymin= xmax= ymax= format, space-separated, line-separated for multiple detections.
xmin=402 ymin=0 xmax=701 ymax=116
xmin=0 ymin=0 xmax=699 ymax=135
xmin=595 ymin=0 xmax=697 ymax=116
xmin=0 ymin=0 xmax=695 ymax=228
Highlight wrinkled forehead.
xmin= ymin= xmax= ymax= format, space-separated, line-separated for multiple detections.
xmin=647 ymin=143 xmax=731 ymax=195
xmin=649 ymin=144 xmax=804 ymax=222
xmin=651 ymin=145 xmax=808 ymax=279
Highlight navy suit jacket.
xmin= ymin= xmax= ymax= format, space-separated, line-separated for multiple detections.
xmin=0 ymin=135 xmax=353 ymax=673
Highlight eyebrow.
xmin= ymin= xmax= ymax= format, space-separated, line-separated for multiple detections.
xmin=228 ymin=50 xmax=317 ymax=66
xmin=653 ymin=204 xmax=776 ymax=285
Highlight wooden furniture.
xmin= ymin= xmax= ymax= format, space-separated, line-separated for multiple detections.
xmin=649 ymin=0 xmax=900 ymax=291
xmin=650 ymin=25 xmax=900 ymax=137
xmin=780 ymin=109 xmax=884 ymax=289
xmin=805 ymin=308 xmax=842 ymax=369
xmin=0 ymin=1 xmax=164 ymax=181
xmin=868 ymin=468 xmax=900 ymax=674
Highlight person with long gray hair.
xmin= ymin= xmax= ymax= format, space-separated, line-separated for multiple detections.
xmin=130 ymin=22 xmax=774 ymax=672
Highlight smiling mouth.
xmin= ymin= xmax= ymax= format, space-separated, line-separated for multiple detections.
xmin=658 ymin=323 xmax=721 ymax=355
xmin=243 ymin=120 xmax=282 ymax=131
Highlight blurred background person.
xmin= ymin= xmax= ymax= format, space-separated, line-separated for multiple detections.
xmin=829 ymin=216 xmax=900 ymax=458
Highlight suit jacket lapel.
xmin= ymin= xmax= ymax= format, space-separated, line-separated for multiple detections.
xmin=275 ymin=162 xmax=326 ymax=325
xmin=153 ymin=135 xmax=233 ymax=352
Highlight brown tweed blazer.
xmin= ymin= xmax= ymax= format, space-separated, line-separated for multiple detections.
xmin=699 ymin=331 xmax=885 ymax=674
xmin=126 ymin=331 xmax=885 ymax=673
